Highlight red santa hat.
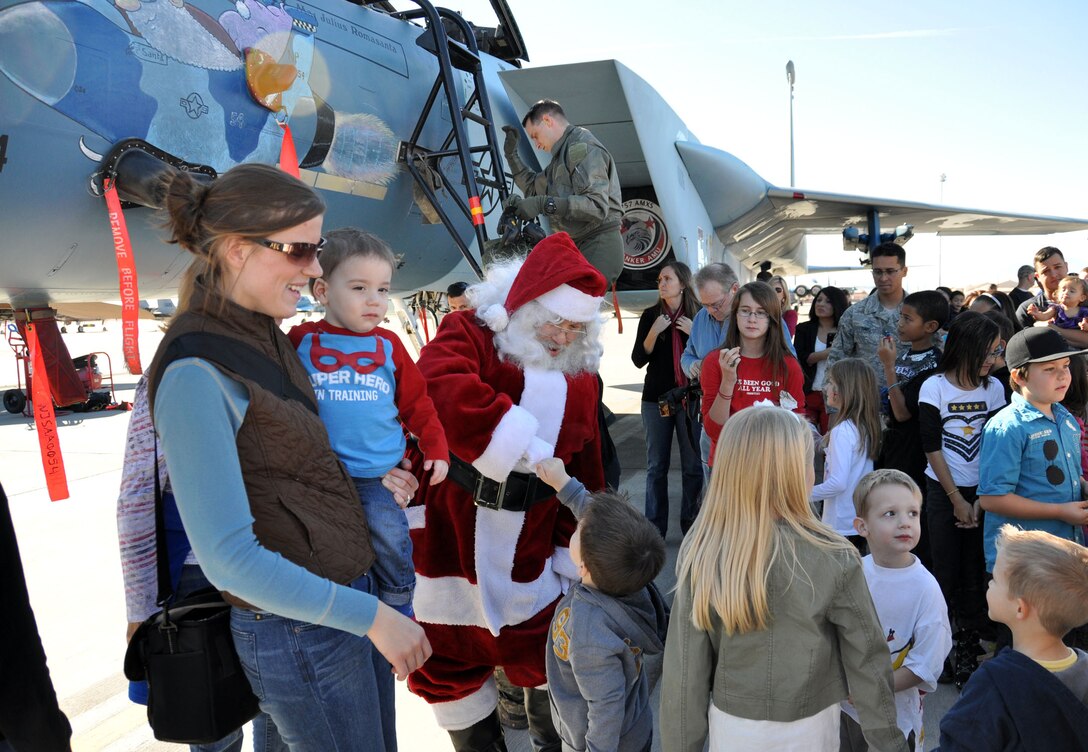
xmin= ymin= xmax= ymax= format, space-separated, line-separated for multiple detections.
xmin=478 ymin=232 xmax=606 ymax=332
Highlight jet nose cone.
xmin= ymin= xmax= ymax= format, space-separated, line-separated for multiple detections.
xmin=0 ymin=2 xmax=76 ymax=106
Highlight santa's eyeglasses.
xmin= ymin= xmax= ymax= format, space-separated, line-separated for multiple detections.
xmin=540 ymin=320 xmax=587 ymax=339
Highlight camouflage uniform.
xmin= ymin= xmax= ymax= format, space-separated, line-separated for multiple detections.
xmin=508 ymin=125 xmax=624 ymax=284
xmin=828 ymin=291 xmax=904 ymax=389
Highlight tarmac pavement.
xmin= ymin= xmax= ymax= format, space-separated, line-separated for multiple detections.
xmin=0 ymin=312 xmax=955 ymax=751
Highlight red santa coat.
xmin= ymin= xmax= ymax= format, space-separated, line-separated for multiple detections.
xmin=406 ymin=311 xmax=605 ymax=729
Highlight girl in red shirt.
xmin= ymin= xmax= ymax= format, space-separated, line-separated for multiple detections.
xmin=701 ymin=281 xmax=805 ymax=465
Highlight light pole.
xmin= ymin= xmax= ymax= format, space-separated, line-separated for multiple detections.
xmin=786 ymin=60 xmax=796 ymax=186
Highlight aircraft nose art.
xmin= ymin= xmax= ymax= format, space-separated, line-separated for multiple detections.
xmin=0 ymin=1 xmax=157 ymax=141
xmin=0 ymin=2 xmax=76 ymax=106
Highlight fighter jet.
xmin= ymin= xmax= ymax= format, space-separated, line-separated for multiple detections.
xmin=3 ymin=0 xmax=1085 ymax=312
xmin=2 ymin=0 xmax=1086 ymax=495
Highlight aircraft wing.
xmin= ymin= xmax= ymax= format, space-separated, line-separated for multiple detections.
xmin=677 ymin=140 xmax=1088 ymax=274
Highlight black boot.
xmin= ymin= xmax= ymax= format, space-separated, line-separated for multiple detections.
xmin=524 ymin=687 xmax=562 ymax=752
xmin=448 ymin=711 xmax=508 ymax=752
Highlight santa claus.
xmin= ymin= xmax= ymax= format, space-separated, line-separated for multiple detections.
xmin=406 ymin=233 xmax=607 ymax=751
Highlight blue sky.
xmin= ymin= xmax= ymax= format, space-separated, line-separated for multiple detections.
xmin=448 ymin=0 xmax=1088 ymax=291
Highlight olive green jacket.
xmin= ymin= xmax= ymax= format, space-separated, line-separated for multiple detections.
xmin=508 ymin=124 xmax=622 ymax=243
xmin=660 ymin=524 xmax=909 ymax=752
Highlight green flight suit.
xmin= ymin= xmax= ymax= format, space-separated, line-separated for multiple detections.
xmin=508 ymin=125 xmax=624 ymax=284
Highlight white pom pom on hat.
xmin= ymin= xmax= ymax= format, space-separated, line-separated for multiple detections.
xmin=477 ymin=303 xmax=510 ymax=332
xmin=481 ymin=232 xmax=607 ymax=332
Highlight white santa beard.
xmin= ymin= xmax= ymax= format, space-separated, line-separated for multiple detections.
xmin=494 ymin=307 xmax=601 ymax=374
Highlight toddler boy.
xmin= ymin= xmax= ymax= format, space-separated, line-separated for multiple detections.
xmin=537 ymin=459 xmax=668 ymax=752
xmin=289 ymin=228 xmax=449 ymax=617
xmin=839 ymin=469 xmax=951 ymax=751
xmin=938 ymin=525 xmax=1088 ymax=750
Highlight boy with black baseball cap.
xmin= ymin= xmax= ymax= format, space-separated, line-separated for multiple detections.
xmin=979 ymin=327 xmax=1088 ymax=578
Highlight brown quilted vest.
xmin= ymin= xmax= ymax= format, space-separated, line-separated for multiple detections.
xmin=147 ymin=282 xmax=375 ymax=605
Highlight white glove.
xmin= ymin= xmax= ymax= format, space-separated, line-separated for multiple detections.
xmin=523 ymin=437 xmax=555 ymax=467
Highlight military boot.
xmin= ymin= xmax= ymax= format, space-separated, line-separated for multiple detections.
xmin=495 ymin=667 xmax=528 ymax=730
xmin=448 ymin=710 xmax=508 ymax=752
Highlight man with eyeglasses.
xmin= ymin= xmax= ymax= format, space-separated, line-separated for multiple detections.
xmin=1013 ymin=248 xmax=1088 ymax=348
xmin=829 ymin=242 xmax=910 ymax=389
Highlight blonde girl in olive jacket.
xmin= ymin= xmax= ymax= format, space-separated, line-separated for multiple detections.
xmin=660 ymin=407 xmax=908 ymax=752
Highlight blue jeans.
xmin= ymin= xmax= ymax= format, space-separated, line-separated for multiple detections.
xmin=353 ymin=476 xmax=414 ymax=617
xmin=229 ymin=574 xmax=396 ymax=752
xmin=641 ymin=401 xmax=703 ymax=537
xmin=699 ymin=421 xmax=712 ymax=487
xmin=129 ymin=565 xmax=285 ymax=752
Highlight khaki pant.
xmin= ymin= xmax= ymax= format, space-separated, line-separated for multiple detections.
xmin=573 ymin=229 xmax=624 ymax=287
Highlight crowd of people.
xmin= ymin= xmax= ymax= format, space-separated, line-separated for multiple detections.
xmin=107 ymin=171 xmax=1083 ymax=752
xmin=9 ymin=99 xmax=1088 ymax=752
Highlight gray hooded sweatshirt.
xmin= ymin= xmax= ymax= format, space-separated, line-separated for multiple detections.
xmin=546 ymin=475 xmax=668 ymax=752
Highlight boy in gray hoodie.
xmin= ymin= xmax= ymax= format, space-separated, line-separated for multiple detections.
xmin=536 ymin=459 xmax=669 ymax=752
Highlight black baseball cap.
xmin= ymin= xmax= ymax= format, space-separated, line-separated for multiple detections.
xmin=1005 ymin=327 xmax=1088 ymax=370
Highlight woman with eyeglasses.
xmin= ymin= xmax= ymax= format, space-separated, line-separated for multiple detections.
xmin=917 ymin=311 xmax=1007 ymax=688
xmin=700 ymin=281 xmax=806 ymax=465
xmin=632 ymin=260 xmax=703 ymax=538
xmin=146 ymin=163 xmax=430 ymax=749
xmin=769 ymin=275 xmax=797 ymax=336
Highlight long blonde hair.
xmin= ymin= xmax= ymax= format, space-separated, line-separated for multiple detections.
xmin=825 ymin=358 xmax=882 ymax=462
xmin=676 ymin=407 xmax=851 ymax=634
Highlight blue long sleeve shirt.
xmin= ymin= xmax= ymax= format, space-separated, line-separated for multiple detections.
xmin=680 ymin=309 xmax=725 ymax=379
xmin=155 ymin=358 xmax=379 ymax=636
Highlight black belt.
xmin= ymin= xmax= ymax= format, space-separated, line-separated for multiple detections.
xmin=448 ymin=452 xmax=555 ymax=512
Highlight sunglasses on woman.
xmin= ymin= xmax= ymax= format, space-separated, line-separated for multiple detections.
xmin=253 ymin=237 xmax=326 ymax=265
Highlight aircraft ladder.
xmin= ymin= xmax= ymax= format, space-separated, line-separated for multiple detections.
xmin=387 ymin=0 xmax=512 ymax=278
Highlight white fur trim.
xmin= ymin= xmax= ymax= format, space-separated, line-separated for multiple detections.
xmin=477 ymin=303 xmax=510 ymax=332
xmin=404 ymin=505 xmax=425 ymax=530
xmin=476 ymin=507 xmax=529 ymax=636
xmin=414 ymin=566 xmax=565 ymax=636
xmin=413 ymin=512 xmax=565 ymax=636
xmin=520 ymin=369 xmax=566 ymax=447
xmin=431 ymin=678 xmax=498 ymax=730
xmin=472 ymin=406 xmax=539 ymax=482
xmin=536 ymin=283 xmax=604 ymax=323
xmin=551 ymin=546 xmax=580 ymax=583
xmin=414 ymin=575 xmax=489 ymax=628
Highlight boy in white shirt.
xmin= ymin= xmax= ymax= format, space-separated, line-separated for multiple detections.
xmin=840 ymin=470 xmax=952 ymax=751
